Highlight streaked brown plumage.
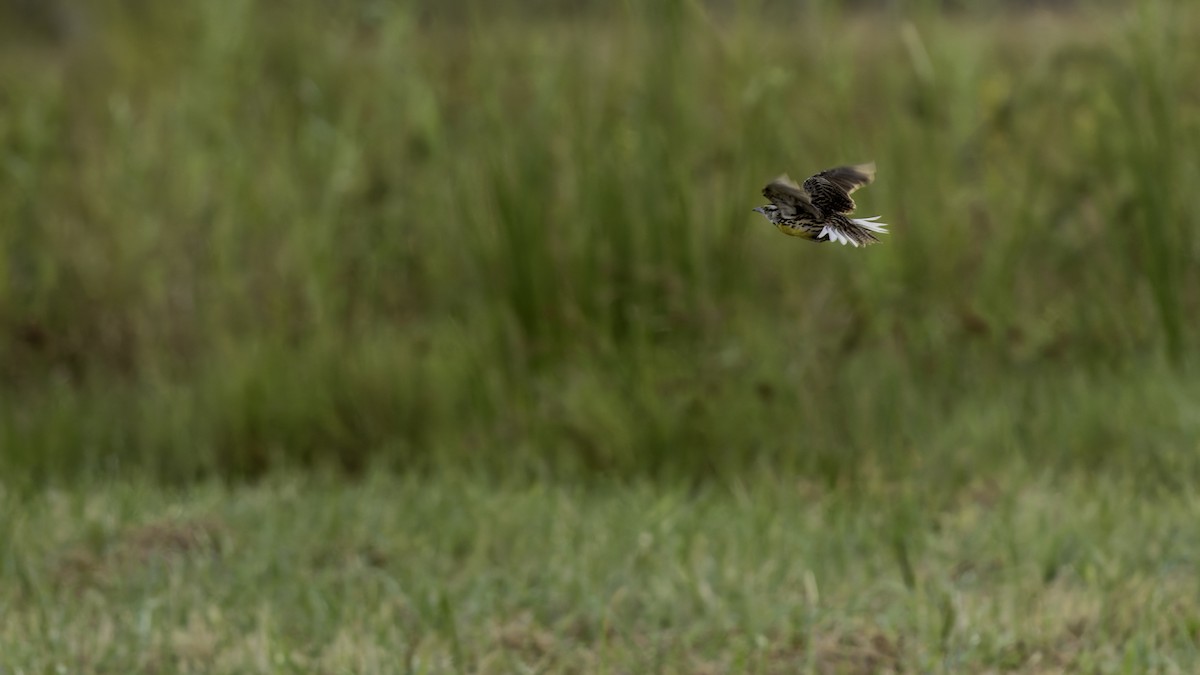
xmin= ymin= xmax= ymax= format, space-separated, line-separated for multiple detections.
xmin=752 ymin=162 xmax=888 ymax=247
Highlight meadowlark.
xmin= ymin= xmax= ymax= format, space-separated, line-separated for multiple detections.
xmin=752 ymin=162 xmax=889 ymax=247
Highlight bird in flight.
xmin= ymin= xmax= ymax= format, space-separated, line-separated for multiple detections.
xmin=752 ymin=162 xmax=888 ymax=246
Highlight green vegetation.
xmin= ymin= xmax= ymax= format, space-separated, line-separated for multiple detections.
xmin=3 ymin=0 xmax=1196 ymax=484
xmin=5 ymin=473 xmax=1200 ymax=672
xmin=2 ymin=0 xmax=1199 ymax=670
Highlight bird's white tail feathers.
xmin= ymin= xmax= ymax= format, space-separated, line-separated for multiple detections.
xmin=819 ymin=216 xmax=890 ymax=247
xmin=852 ymin=216 xmax=889 ymax=233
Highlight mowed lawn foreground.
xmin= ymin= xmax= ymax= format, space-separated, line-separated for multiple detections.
xmin=3 ymin=472 xmax=1199 ymax=673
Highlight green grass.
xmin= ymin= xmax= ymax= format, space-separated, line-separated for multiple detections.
xmin=2 ymin=1 xmax=1198 ymax=483
xmin=3 ymin=471 xmax=1200 ymax=673
xmin=3 ymin=1 xmax=1200 ymax=670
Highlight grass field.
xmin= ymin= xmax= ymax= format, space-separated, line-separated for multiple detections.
xmin=2 ymin=0 xmax=1199 ymax=671
xmin=5 ymin=472 xmax=1200 ymax=672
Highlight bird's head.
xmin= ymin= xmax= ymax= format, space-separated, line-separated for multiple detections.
xmin=752 ymin=205 xmax=779 ymax=221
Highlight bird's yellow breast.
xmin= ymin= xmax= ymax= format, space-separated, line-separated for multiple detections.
xmin=775 ymin=222 xmax=822 ymax=241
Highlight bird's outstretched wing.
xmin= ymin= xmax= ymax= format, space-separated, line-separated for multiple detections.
xmin=803 ymin=162 xmax=876 ymax=215
xmin=812 ymin=163 xmax=876 ymax=194
xmin=762 ymin=174 xmax=820 ymax=220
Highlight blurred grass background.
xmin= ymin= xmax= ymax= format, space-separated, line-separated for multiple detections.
xmin=1 ymin=0 xmax=1198 ymax=490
